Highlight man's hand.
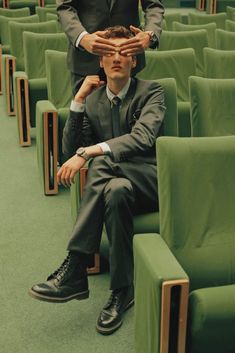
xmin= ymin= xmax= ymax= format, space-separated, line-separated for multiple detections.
xmin=119 ymin=25 xmax=151 ymax=56
xmin=74 ymin=75 xmax=105 ymax=103
xmin=80 ymin=31 xmax=116 ymax=56
xmin=57 ymin=155 xmax=85 ymax=187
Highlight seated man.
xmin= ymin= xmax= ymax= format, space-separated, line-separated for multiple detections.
xmin=29 ymin=25 xmax=165 ymax=335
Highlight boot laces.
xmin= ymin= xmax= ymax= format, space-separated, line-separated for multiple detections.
xmin=47 ymin=254 xmax=71 ymax=281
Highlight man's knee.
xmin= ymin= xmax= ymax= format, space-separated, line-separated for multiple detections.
xmin=104 ymin=178 xmax=134 ymax=205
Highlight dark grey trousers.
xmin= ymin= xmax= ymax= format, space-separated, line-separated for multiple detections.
xmin=67 ymin=155 xmax=158 ymax=290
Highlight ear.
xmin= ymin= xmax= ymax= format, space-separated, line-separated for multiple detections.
xmin=99 ymin=57 xmax=104 ymax=68
xmin=132 ymin=57 xmax=137 ymax=68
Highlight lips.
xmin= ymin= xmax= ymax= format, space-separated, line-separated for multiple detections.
xmin=112 ymin=66 xmax=122 ymax=70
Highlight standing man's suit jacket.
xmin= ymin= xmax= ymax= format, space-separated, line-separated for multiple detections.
xmin=56 ymin=0 xmax=164 ymax=75
xmin=63 ymin=78 xmax=166 ymax=164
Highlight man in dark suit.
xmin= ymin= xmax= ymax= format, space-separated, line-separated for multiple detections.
xmin=29 ymin=26 xmax=165 ymax=335
xmin=56 ymin=0 xmax=164 ymax=94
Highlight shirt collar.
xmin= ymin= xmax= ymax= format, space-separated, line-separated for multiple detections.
xmin=106 ymin=78 xmax=131 ymax=103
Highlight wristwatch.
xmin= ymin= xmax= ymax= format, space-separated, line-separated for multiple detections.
xmin=146 ymin=31 xmax=158 ymax=49
xmin=76 ymin=147 xmax=90 ymax=161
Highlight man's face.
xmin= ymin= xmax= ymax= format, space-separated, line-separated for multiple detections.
xmin=100 ymin=37 xmax=136 ymax=81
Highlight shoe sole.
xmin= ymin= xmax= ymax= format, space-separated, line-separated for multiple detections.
xmin=96 ymin=298 xmax=134 ymax=335
xmin=28 ymin=288 xmax=89 ymax=303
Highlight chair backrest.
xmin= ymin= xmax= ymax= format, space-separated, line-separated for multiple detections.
xmin=35 ymin=5 xmax=57 ymax=21
xmin=188 ymin=12 xmax=226 ymax=29
xmin=0 ymin=7 xmax=30 ymax=17
xmin=172 ymin=21 xmax=216 ymax=48
xmin=45 ymin=49 xmax=71 ymax=109
xmin=189 ymin=76 xmax=235 ymax=136
xmin=159 ymin=29 xmax=208 ymax=77
xmin=137 ymin=48 xmax=196 ymax=102
xmin=216 ymin=29 xmax=235 ymax=50
xmin=0 ymin=13 xmax=39 ymax=45
xmin=8 ymin=1 xmax=37 ymax=15
xmin=204 ymin=47 xmax=235 ymax=78
xmin=9 ymin=19 xmax=57 ymax=71
xmin=225 ymin=19 xmax=235 ymax=32
xmin=164 ymin=12 xmax=182 ymax=30
xmin=23 ymin=31 xmax=68 ymax=79
xmin=157 ymin=135 xmax=235 ymax=290
xmin=226 ymin=5 xmax=235 ymax=20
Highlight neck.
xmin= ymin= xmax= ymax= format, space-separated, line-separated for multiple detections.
xmin=107 ymin=77 xmax=130 ymax=95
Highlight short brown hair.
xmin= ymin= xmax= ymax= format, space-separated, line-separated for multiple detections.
xmin=103 ymin=25 xmax=134 ymax=40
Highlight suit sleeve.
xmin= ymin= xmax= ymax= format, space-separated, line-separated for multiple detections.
xmin=56 ymin=0 xmax=86 ymax=46
xmin=141 ymin=0 xmax=165 ymax=48
xmin=62 ymin=110 xmax=96 ymax=159
xmin=105 ymin=83 xmax=165 ymax=162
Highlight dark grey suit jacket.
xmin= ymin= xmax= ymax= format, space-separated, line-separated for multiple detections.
xmin=63 ymin=78 xmax=165 ymax=164
xmin=56 ymin=0 xmax=164 ymax=75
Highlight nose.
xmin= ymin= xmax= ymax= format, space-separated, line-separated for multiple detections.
xmin=113 ymin=50 xmax=121 ymax=62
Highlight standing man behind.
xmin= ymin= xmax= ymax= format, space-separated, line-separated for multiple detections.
xmin=56 ymin=0 xmax=164 ymax=95
xmin=29 ymin=26 xmax=165 ymax=335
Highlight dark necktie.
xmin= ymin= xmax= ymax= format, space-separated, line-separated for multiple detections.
xmin=111 ymin=96 xmax=121 ymax=137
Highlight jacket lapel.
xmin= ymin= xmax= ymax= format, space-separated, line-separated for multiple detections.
xmin=98 ymin=93 xmax=113 ymax=140
xmin=120 ymin=78 xmax=137 ymax=133
xmin=110 ymin=0 xmax=117 ymax=13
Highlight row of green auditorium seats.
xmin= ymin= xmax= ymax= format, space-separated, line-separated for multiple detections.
xmin=1 ymin=0 xmax=56 ymax=11
xmin=1 ymin=18 xmax=59 ymax=115
xmin=134 ymin=134 xmax=235 ymax=353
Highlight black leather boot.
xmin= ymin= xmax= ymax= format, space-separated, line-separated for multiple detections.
xmin=29 ymin=252 xmax=89 ymax=303
xmin=96 ymin=285 xmax=134 ymax=335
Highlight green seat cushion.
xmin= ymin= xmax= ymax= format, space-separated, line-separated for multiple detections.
xmin=188 ymin=285 xmax=235 ymax=353
xmin=178 ymin=101 xmax=191 ymax=137
xmin=133 ymin=212 xmax=159 ymax=234
xmin=28 ymin=78 xmax=48 ymax=126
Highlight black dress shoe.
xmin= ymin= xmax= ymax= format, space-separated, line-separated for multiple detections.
xmin=96 ymin=285 xmax=134 ymax=335
xmin=29 ymin=253 xmax=89 ymax=303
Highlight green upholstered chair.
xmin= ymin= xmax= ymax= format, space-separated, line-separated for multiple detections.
xmin=35 ymin=5 xmax=56 ymax=21
xmin=172 ymin=21 xmax=217 ymax=48
xmin=134 ymin=135 xmax=235 ymax=353
xmin=14 ymin=31 xmax=68 ymax=146
xmin=204 ymin=47 xmax=235 ymax=78
xmin=0 ymin=6 xmax=30 ymax=17
xmin=69 ymin=77 xmax=178 ymax=273
xmin=1 ymin=18 xmax=59 ymax=116
xmin=38 ymin=0 xmax=56 ymax=6
xmin=36 ymin=49 xmax=71 ymax=195
xmin=195 ymin=0 xmax=205 ymax=11
xmin=159 ymin=29 xmax=208 ymax=77
xmin=226 ymin=5 xmax=235 ymax=19
xmin=216 ymin=28 xmax=235 ymax=49
xmin=137 ymin=48 xmax=196 ymax=137
xmin=188 ymin=12 xmax=226 ymax=29
xmin=6 ymin=0 xmax=37 ymax=15
xmin=0 ymin=15 xmax=38 ymax=93
xmin=225 ymin=19 xmax=235 ymax=31
xmin=189 ymin=76 xmax=235 ymax=136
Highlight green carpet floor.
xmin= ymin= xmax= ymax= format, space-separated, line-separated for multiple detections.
xmin=0 ymin=96 xmax=134 ymax=353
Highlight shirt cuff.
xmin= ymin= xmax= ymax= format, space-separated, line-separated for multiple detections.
xmin=97 ymin=142 xmax=111 ymax=155
xmin=75 ymin=30 xmax=88 ymax=48
xmin=70 ymin=100 xmax=85 ymax=112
